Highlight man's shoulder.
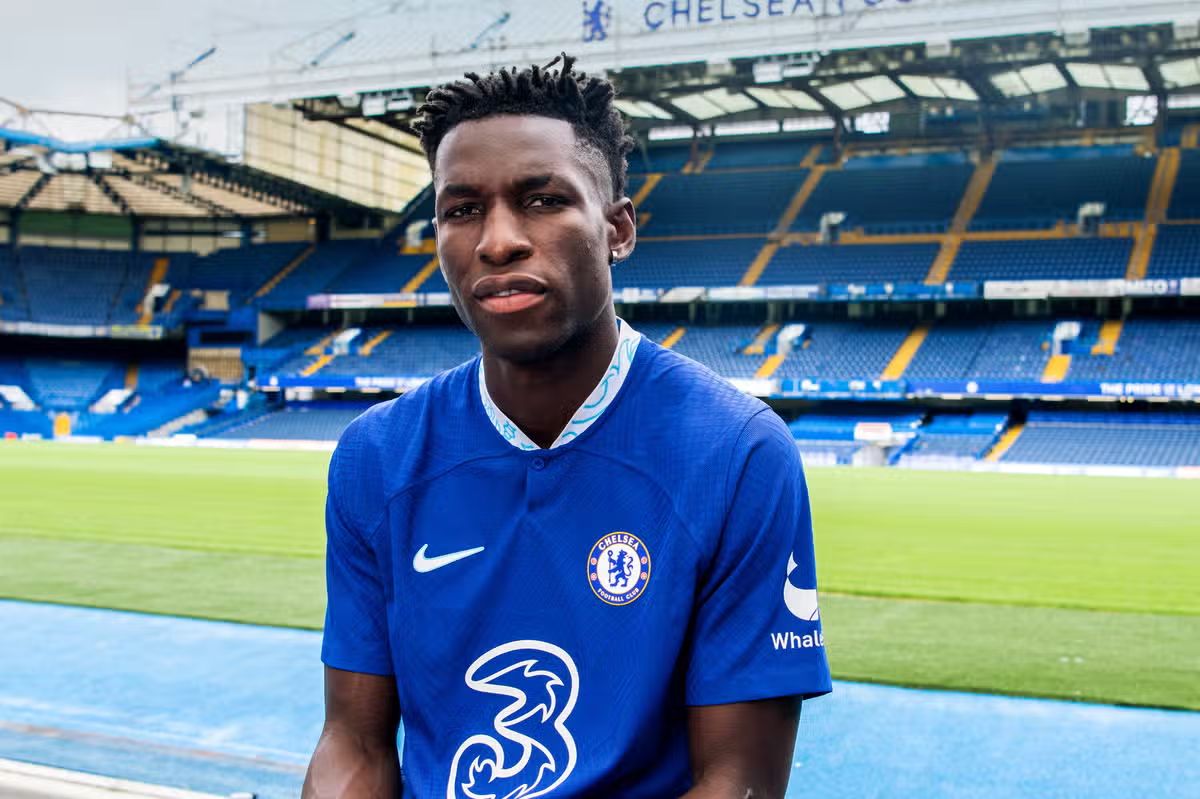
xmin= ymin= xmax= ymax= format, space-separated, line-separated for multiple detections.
xmin=635 ymin=339 xmax=771 ymax=434
xmin=329 ymin=358 xmax=479 ymax=512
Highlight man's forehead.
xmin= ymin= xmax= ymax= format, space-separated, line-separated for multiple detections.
xmin=434 ymin=114 xmax=609 ymax=196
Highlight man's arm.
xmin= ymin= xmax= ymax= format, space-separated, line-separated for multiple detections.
xmin=302 ymin=666 xmax=402 ymax=798
xmin=682 ymin=697 xmax=802 ymax=799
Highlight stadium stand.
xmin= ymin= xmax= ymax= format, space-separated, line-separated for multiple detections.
xmin=1001 ymin=410 xmax=1200 ymax=467
xmin=705 ymin=140 xmax=812 ymax=170
xmin=638 ymin=170 xmax=807 ymax=235
xmin=787 ymin=408 xmax=923 ymax=466
xmin=905 ymin=320 xmax=1054 ymax=380
xmin=1067 ymin=317 xmax=1200 ymax=382
xmin=614 ymin=238 xmax=761 ymax=288
xmin=164 ymin=243 xmax=306 ymax=305
xmin=760 ymin=242 xmax=940 ymax=284
xmin=23 ymin=358 xmax=123 ymax=411
xmin=896 ymin=413 xmax=1007 ymax=463
xmin=791 ymin=155 xmax=973 ymax=234
xmin=774 ymin=322 xmax=911 ymax=381
xmin=949 ymin=237 xmax=1133 ymax=281
xmin=13 ymin=246 xmax=153 ymax=325
xmin=971 ymin=147 xmax=1156 ymax=230
xmin=1168 ymin=150 xmax=1200 ymax=219
xmin=187 ymin=401 xmax=374 ymax=441
xmin=1146 ymin=225 xmax=1200 ymax=278
xmin=629 ymin=144 xmax=694 ymax=174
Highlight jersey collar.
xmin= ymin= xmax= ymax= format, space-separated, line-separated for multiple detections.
xmin=479 ymin=318 xmax=642 ymax=451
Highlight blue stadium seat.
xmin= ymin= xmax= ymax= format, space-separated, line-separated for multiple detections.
xmin=1167 ymin=150 xmax=1200 ymax=220
xmin=639 ymin=171 xmax=806 ymax=236
xmin=792 ymin=162 xmax=972 ymax=234
xmin=1146 ymin=225 xmax=1200 ymax=278
xmin=950 ymin=237 xmax=1132 ymax=281
xmin=1002 ymin=410 xmax=1200 ymax=467
xmin=972 ymin=150 xmax=1155 ymax=230
xmin=615 ymin=239 xmax=761 ymax=288
xmin=761 ymin=242 xmax=938 ymax=284
xmin=906 ymin=320 xmax=1053 ymax=380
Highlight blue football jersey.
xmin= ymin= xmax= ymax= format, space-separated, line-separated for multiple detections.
xmin=322 ymin=322 xmax=831 ymax=798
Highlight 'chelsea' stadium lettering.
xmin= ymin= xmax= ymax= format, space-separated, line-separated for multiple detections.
xmin=643 ymin=0 xmax=911 ymax=31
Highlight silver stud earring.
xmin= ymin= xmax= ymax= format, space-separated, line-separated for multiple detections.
xmin=610 ymin=249 xmax=619 ymax=265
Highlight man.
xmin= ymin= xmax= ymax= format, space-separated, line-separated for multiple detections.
xmin=303 ymin=54 xmax=830 ymax=799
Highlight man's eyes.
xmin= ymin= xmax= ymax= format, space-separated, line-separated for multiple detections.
xmin=443 ymin=196 xmax=567 ymax=219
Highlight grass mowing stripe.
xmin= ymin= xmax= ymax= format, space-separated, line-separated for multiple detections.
xmin=0 ymin=537 xmax=326 ymax=629
xmin=2 ymin=441 xmax=1198 ymax=708
xmin=822 ymin=593 xmax=1200 ymax=711
xmin=805 ymin=468 xmax=1200 ymax=616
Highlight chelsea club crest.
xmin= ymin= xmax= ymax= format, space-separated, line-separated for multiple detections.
xmin=588 ymin=532 xmax=650 ymax=606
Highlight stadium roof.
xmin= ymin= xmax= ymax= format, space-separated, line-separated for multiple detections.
xmin=0 ymin=133 xmax=380 ymax=224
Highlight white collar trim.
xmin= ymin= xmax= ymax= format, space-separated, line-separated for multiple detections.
xmin=479 ymin=318 xmax=641 ymax=451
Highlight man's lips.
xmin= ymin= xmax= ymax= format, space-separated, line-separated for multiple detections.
xmin=472 ymin=273 xmax=548 ymax=314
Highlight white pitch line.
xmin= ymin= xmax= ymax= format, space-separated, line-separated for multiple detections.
xmin=0 ymin=759 xmax=228 ymax=799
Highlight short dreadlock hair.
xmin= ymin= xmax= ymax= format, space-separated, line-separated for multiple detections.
xmin=413 ymin=53 xmax=634 ymax=200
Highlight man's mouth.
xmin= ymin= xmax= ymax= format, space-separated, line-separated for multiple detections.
xmin=472 ymin=274 xmax=549 ymax=314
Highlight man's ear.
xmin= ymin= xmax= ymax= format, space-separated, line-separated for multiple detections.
xmin=607 ymin=196 xmax=636 ymax=262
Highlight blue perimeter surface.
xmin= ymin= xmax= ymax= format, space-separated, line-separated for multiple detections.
xmin=0 ymin=599 xmax=1196 ymax=798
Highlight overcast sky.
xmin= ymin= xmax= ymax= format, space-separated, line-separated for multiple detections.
xmin=0 ymin=1 xmax=374 ymax=135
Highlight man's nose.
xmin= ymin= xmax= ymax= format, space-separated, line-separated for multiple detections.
xmin=476 ymin=203 xmax=533 ymax=267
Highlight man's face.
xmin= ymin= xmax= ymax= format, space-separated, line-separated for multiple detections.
xmin=432 ymin=114 xmax=634 ymax=363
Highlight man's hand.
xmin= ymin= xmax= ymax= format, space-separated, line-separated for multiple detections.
xmin=302 ymin=666 xmax=402 ymax=798
xmin=681 ymin=697 xmax=802 ymax=799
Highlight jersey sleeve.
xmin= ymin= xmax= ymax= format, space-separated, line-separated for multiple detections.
xmin=685 ymin=409 xmax=831 ymax=706
xmin=320 ymin=436 xmax=394 ymax=676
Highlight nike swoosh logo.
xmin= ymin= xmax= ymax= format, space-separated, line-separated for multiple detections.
xmin=413 ymin=544 xmax=485 ymax=573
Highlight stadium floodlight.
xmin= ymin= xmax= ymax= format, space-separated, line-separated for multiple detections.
xmin=990 ymin=63 xmax=1067 ymax=97
xmin=1159 ymin=56 xmax=1200 ymax=88
xmin=668 ymin=93 xmax=727 ymax=120
xmin=1065 ymin=63 xmax=1150 ymax=91
xmin=898 ymin=75 xmax=978 ymax=101
xmin=701 ymin=89 xmax=758 ymax=114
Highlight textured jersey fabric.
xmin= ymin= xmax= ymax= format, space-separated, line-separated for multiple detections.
xmin=322 ymin=338 xmax=831 ymax=799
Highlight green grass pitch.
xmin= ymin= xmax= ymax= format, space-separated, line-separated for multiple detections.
xmin=1 ymin=440 xmax=1197 ymax=710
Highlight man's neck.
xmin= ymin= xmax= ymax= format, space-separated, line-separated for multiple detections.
xmin=482 ymin=309 xmax=620 ymax=449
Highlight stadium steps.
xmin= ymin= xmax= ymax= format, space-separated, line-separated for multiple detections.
xmin=774 ymin=165 xmax=828 ymax=235
xmin=984 ymin=422 xmax=1025 ymax=462
xmin=630 ymin=172 xmax=663 ymax=232
xmin=742 ymin=323 xmax=780 ymax=355
xmin=252 ymin=243 xmax=316 ymax=301
xmin=1145 ymin=148 xmax=1180 ymax=224
xmin=52 ymin=412 xmax=71 ymax=437
xmin=660 ymin=326 xmax=686 ymax=349
xmin=162 ymin=288 xmax=182 ymax=315
xmin=1041 ymin=353 xmax=1071 ymax=383
xmin=124 ymin=364 xmax=138 ymax=391
xmin=148 ymin=407 xmax=209 ymax=438
xmin=951 ymin=157 xmax=997 ymax=232
xmin=880 ymin=322 xmax=932 ymax=380
xmin=400 ymin=256 xmax=441 ymax=293
xmin=800 ymin=144 xmax=823 ymax=168
xmin=1091 ymin=319 xmax=1124 ymax=355
xmin=924 ymin=234 xmax=962 ymax=284
xmin=300 ymin=353 xmax=336 ymax=377
xmin=754 ymin=354 xmax=786 ymax=379
xmin=357 ymin=329 xmax=393 ymax=356
xmin=685 ymin=150 xmax=717 ymax=174
xmin=1182 ymin=124 xmax=1200 ymax=149
xmin=738 ymin=242 xmax=780 ymax=286
xmin=928 ymin=157 xmax=995 ymax=284
xmin=739 ymin=165 xmax=830 ymax=286
xmin=1124 ymin=223 xmax=1157 ymax=280
xmin=136 ymin=258 xmax=171 ymax=324
xmin=304 ymin=329 xmax=342 ymax=356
